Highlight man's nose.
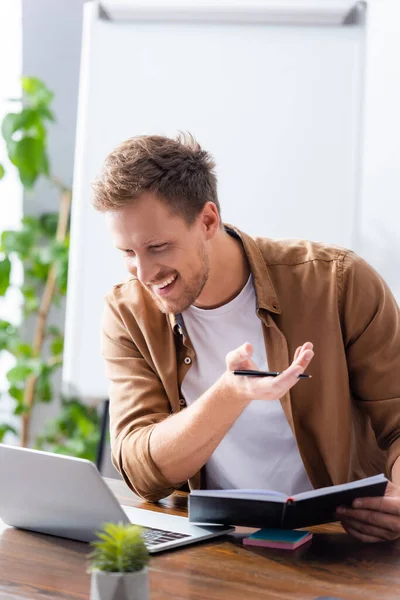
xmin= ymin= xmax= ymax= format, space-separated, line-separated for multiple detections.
xmin=135 ymin=255 xmax=157 ymax=284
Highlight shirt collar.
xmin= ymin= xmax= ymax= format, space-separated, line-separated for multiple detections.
xmin=224 ymin=224 xmax=280 ymax=314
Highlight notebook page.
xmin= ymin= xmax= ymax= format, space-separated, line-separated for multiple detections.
xmin=190 ymin=489 xmax=287 ymax=501
xmin=292 ymin=474 xmax=387 ymax=501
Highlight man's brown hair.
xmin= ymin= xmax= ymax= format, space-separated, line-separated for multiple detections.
xmin=92 ymin=133 xmax=220 ymax=224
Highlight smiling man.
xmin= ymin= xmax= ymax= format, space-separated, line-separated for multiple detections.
xmin=93 ymin=134 xmax=400 ymax=543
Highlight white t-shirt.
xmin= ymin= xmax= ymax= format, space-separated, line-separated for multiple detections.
xmin=181 ymin=275 xmax=313 ymax=495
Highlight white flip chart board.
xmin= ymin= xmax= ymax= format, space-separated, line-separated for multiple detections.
xmin=63 ymin=0 xmax=400 ymax=400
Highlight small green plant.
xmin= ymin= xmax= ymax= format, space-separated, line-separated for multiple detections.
xmin=89 ymin=522 xmax=150 ymax=573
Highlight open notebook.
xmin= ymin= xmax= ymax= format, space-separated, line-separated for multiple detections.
xmin=189 ymin=474 xmax=388 ymax=529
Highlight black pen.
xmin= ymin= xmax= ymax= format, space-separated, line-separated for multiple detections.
xmin=233 ymin=369 xmax=311 ymax=379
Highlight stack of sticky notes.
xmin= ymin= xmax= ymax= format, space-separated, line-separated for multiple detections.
xmin=243 ymin=528 xmax=313 ymax=550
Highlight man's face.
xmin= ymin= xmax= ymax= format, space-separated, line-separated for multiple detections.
xmin=105 ymin=193 xmax=211 ymax=314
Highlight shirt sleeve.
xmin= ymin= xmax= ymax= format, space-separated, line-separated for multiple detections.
xmin=340 ymin=251 xmax=400 ymax=477
xmin=101 ymin=292 xmax=186 ymax=502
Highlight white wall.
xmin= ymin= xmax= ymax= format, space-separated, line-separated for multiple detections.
xmin=357 ymin=0 xmax=400 ymax=301
xmin=64 ymin=2 xmax=367 ymax=402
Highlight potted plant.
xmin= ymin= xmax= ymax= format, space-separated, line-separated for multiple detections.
xmin=89 ymin=522 xmax=150 ymax=600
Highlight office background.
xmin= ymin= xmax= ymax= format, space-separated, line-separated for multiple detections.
xmin=0 ymin=0 xmax=399 ymax=477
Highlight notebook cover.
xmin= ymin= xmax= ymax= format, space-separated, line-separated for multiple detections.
xmin=189 ymin=480 xmax=388 ymax=529
xmin=189 ymin=496 xmax=285 ymax=528
xmin=282 ymin=480 xmax=388 ymax=529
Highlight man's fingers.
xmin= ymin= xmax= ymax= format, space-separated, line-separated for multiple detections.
xmin=252 ymin=347 xmax=314 ymax=398
xmin=226 ymin=340 xmax=314 ymax=403
xmin=225 ymin=342 xmax=254 ymax=370
xmin=293 ymin=346 xmax=302 ymax=361
xmin=293 ymin=342 xmax=313 ymax=362
xmin=341 ymin=521 xmax=384 ymax=543
xmin=352 ymin=493 xmax=400 ymax=516
xmin=336 ymin=505 xmax=400 ymax=536
xmin=227 ymin=341 xmax=314 ymax=374
xmin=292 ymin=348 xmax=314 ymax=372
xmin=339 ymin=516 xmax=399 ymax=541
xmin=259 ymin=359 xmax=311 ymax=396
xmin=294 ymin=342 xmax=313 ymax=364
xmin=260 ymin=344 xmax=314 ymax=391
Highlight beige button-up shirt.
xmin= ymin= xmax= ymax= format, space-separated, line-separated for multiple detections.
xmin=101 ymin=226 xmax=400 ymax=502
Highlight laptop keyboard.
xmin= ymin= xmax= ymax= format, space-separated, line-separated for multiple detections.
xmin=140 ymin=525 xmax=190 ymax=547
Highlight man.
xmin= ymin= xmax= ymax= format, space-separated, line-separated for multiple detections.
xmin=93 ymin=134 xmax=400 ymax=543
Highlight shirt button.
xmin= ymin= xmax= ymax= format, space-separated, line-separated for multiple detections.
xmin=179 ymin=398 xmax=186 ymax=407
xmin=184 ymin=357 xmax=192 ymax=365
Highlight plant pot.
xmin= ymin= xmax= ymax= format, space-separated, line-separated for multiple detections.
xmin=90 ymin=567 xmax=149 ymax=600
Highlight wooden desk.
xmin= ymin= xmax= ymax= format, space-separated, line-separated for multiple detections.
xmin=1 ymin=478 xmax=399 ymax=600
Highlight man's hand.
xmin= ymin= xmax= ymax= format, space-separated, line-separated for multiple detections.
xmin=150 ymin=340 xmax=313 ymax=487
xmin=336 ymin=482 xmax=400 ymax=542
xmin=223 ymin=341 xmax=314 ymax=403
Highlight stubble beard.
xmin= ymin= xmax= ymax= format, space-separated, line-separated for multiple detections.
xmin=149 ymin=245 xmax=210 ymax=315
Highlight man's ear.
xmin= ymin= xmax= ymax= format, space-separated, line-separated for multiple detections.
xmin=200 ymin=201 xmax=220 ymax=240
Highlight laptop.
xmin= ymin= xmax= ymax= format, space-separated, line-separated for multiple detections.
xmin=0 ymin=444 xmax=234 ymax=552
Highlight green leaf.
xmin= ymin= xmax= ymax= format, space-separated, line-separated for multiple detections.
xmin=1 ymin=108 xmax=43 ymax=143
xmin=14 ymin=343 xmax=33 ymax=358
xmin=47 ymin=325 xmax=62 ymax=337
xmin=30 ymin=118 xmax=46 ymax=143
xmin=1 ymin=229 xmax=36 ymax=258
xmin=35 ymin=368 xmax=53 ymax=403
xmin=7 ymin=357 xmax=42 ymax=383
xmin=51 ymin=337 xmax=64 ymax=356
xmin=52 ymin=239 xmax=69 ymax=295
xmin=35 ymin=396 xmax=102 ymax=462
xmin=21 ymin=285 xmax=39 ymax=315
xmin=23 ymin=299 xmax=39 ymax=316
xmin=0 ymin=256 xmax=11 ymax=296
xmin=18 ymin=107 xmax=40 ymax=130
xmin=89 ymin=523 xmax=149 ymax=573
xmin=37 ymin=142 xmax=49 ymax=176
xmin=6 ymin=139 xmax=17 ymax=164
xmin=30 ymin=252 xmax=50 ymax=281
xmin=6 ymin=364 xmax=33 ymax=384
xmin=0 ymin=163 xmax=4 ymax=180
xmin=1 ymin=113 xmax=20 ymax=143
xmin=37 ymin=106 xmax=55 ymax=122
xmin=11 ymin=137 xmax=48 ymax=188
xmin=14 ymin=403 xmax=29 ymax=416
xmin=0 ymin=424 xmax=18 ymax=443
xmin=0 ymin=320 xmax=18 ymax=352
xmin=8 ymin=386 xmax=24 ymax=403
xmin=22 ymin=77 xmax=54 ymax=109
xmin=40 ymin=212 xmax=58 ymax=237
xmin=21 ymin=215 xmax=41 ymax=233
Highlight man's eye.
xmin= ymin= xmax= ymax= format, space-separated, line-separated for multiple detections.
xmin=149 ymin=244 xmax=168 ymax=252
xmin=123 ymin=249 xmax=135 ymax=256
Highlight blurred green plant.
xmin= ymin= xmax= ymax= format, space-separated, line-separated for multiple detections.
xmin=0 ymin=76 xmax=53 ymax=188
xmin=0 ymin=77 xmax=100 ymax=458
xmin=35 ymin=396 xmax=101 ymax=461
xmin=89 ymin=523 xmax=149 ymax=573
